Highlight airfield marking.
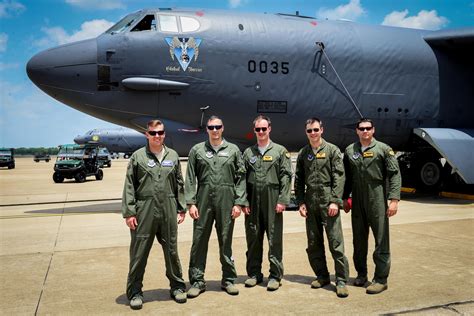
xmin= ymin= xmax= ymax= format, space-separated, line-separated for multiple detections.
xmin=0 ymin=210 xmax=120 ymax=220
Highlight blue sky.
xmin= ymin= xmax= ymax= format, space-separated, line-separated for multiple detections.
xmin=0 ymin=0 xmax=473 ymax=148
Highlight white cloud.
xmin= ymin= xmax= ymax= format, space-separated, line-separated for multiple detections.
xmin=0 ymin=0 xmax=25 ymax=18
xmin=34 ymin=19 xmax=114 ymax=47
xmin=0 ymin=62 xmax=19 ymax=70
xmin=65 ymin=0 xmax=125 ymax=10
xmin=382 ymin=9 xmax=448 ymax=30
xmin=317 ymin=0 xmax=365 ymax=21
xmin=0 ymin=32 xmax=7 ymax=52
xmin=229 ymin=0 xmax=247 ymax=9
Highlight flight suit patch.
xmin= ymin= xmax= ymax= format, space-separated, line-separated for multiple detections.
xmin=352 ymin=152 xmax=361 ymax=160
xmin=285 ymin=152 xmax=291 ymax=159
xmin=316 ymin=152 xmax=326 ymax=159
xmin=147 ymin=159 xmax=156 ymax=167
xmin=218 ymin=151 xmax=229 ymax=157
xmin=205 ymin=151 xmax=213 ymax=158
xmin=307 ymin=154 xmax=314 ymax=161
xmin=388 ymin=150 xmax=395 ymax=156
xmin=263 ymin=155 xmax=273 ymax=161
xmin=363 ymin=151 xmax=374 ymax=158
xmin=249 ymin=156 xmax=257 ymax=164
xmin=161 ymin=160 xmax=174 ymax=167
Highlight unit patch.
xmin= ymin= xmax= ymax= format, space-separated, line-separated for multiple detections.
xmin=249 ymin=156 xmax=257 ymax=164
xmin=285 ymin=152 xmax=291 ymax=159
xmin=307 ymin=154 xmax=314 ymax=161
xmin=161 ymin=160 xmax=174 ymax=167
xmin=205 ymin=151 xmax=213 ymax=158
xmin=147 ymin=159 xmax=156 ymax=167
xmin=388 ymin=150 xmax=395 ymax=156
xmin=263 ymin=155 xmax=273 ymax=162
xmin=363 ymin=151 xmax=374 ymax=158
xmin=352 ymin=152 xmax=361 ymax=160
xmin=165 ymin=37 xmax=202 ymax=72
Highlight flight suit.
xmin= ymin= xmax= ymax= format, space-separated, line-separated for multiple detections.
xmin=242 ymin=142 xmax=292 ymax=282
xmin=186 ymin=140 xmax=247 ymax=287
xmin=343 ymin=138 xmax=401 ymax=284
xmin=122 ymin=145 xmax=186 ymax=300
xmin=294 ymin=140 xmax=349 ymax=283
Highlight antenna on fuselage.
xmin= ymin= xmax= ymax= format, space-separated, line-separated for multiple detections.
xmin=199 ymin=106 xmax=210 ymax=129
xmin=315 ymin=41 xmax=363 ymax=119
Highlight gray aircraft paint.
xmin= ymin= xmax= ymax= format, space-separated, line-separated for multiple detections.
xmin=26 ymin=8 xmax=474 ymax=184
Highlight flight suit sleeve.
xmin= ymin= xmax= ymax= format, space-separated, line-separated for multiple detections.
xmin=175 ymin=158 xmax=186 ymax=212
xmin=122 ymin=156 xmax=137 ymax=218
xmin=233 ymin=149 xmax=248 ymax=206
xmin=185 ymin=147 xmax=198 ymax=205
xmin=277 ymin=149 xmax=292 ymax=205
xmin=330 ymin=146 xmax=345 ymax=207
xmin=385 ymin=148 xmax=402 ymax=200
xmin=342 ymin=149 xmax=352 ymax=200
xmin=294 ymin=150 xmax=306 ymax=205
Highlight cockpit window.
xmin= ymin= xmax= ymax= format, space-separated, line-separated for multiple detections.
xmin=131 ymin=14 xmax=157 ymax=32
xmin=106 ymin=12 xmax=141 ymax=34
xmin=159 ymin=15 xmax=179 ymax=32
xmin=180 ymin=16 xmax=200 ymax=32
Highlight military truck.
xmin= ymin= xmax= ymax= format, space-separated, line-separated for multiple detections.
xmin=0 ymin=148 xmax=15 ymax=169
xmin=97 ymin=147 xmax=112 ymax=168
xmin=53 ymin=144 xmax=103 ymax=183
xmin=34 ymin=153 xmax=51 ymax=162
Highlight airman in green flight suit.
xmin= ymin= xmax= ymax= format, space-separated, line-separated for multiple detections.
xmin=122 ymin=119 xmax=187 ymax=310
xmin=242 ymin=115 xmax=292 ymax=291
xmin=295 ymin=117 xmax=349 ymax=298
xmin=343 ymin=118 xmax=401 ymax=295
xmin=186 ymin=116 xmax=247 ymax=298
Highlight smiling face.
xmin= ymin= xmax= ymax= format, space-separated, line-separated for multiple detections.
xmin=305 ymin=121 xmax=323 ymax=144
xmin=254 ymin=118 xmax=271 ymax=144
xmin=146 ymin=124 xmax=166 ymax=148
xmin=206 ymin=118 xmax=224 ymax=142
xmin=356 ymin=121 xmax=375 ymax=143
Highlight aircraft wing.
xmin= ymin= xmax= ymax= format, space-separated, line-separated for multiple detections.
xmin=414 ymin=128 xmax=474 ymax=184
xmin=423 ymin=28 xmax=474 ymax=47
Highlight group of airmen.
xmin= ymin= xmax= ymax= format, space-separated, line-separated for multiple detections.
xmin=121 ymin=115 xmax=401 ymax=310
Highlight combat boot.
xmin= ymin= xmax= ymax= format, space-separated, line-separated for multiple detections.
xmin=221 ymin=283 xmax=239 ymax=295
xmin=336 ymin=281 xmax=349 ymax=298
xmin=366 ymin=282 xmax=388 ymax=294
xmin=171 ymin=288 xmax=187 ymax=303
xmin=187 ymin=283 xmax=205 ymax=298
xmin=311 ymin=278 xmax=330 ymax=289
xmin=244 ymin=276 xmax=263 ymax=287
xmin=267 ymin=279 xmax=281 ymax=291
xmin=129 ymin=295 xmax=143 ymax=310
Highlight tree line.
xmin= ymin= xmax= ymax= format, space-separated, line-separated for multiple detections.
xmin=12 ymin=147 xmax=60 ymax=155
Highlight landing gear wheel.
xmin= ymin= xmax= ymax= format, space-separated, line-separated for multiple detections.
xmin=95 ymin=169 xmax=103 ymax=180
xmin=75 ymin=171 xmax=86 ymax=183
xmin=416 ymin=158 xmax=442 ymax=192
xmin=53 ymin=172 xmax=64 ymax=183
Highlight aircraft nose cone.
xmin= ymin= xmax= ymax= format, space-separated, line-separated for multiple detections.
xmin=26 ymin=38 xmax=98 ymax=95
xmin=74 ymin=135 xmax=85 ymax=144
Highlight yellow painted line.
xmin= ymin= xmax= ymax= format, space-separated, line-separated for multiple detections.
xmin=401 ymin=187 xmax=416 ymax=193
xmin=439 ymin=192 xmax=474 ymax=201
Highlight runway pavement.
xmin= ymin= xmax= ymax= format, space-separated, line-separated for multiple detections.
xmin=0 ymin=158 xmax=473 ymax=315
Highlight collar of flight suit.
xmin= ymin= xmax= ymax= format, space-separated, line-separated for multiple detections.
xmin=356 ymin=137 xmax=377 ymax=153
xmin=205 ymin=139 xmax=229 ymax=153
xmin=145 ymin=144 xmax=169 ymax=161
xmin=310 ymin=138 xmax=327 ymax=154
xmin=252 ymin=140 xmax=274 ymax=155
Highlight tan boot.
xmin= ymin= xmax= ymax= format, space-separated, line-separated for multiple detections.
xmin=366 ymin=282 xmax=388 ymax=294
xmin=311 ymin=278 xmax=330 ymax=289
xmin=336 ymin=281 xmax=349 ymax=298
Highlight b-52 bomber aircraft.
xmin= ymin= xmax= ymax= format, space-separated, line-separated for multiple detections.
xmin=26 ymin=8 xmax=474 ymax=191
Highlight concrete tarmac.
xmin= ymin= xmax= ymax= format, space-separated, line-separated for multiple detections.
xmin=1 ymin=158 xmax=473 ymax=315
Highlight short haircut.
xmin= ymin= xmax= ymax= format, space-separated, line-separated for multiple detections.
xmin=305 ymin=117 xmax=323 ymax=127
xmin=147 ymin=119 xmax=165 ymax=130
xmin=207 ymin=115 xmax=223 ymax=124
xmin=253 ymin=115 xmax=271 ymax=126
xmin=356 ymin=118 xmax=374 ymax=128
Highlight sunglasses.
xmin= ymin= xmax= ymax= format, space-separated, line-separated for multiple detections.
xmin=254 ymin=127 xmax=268 ymax=132
xmin=147 ymin=130 xmax=165 ymax=136
xmin=357 ymin=126 xmax=373 ymax=131
xmin=306 ymin=128 xmax=320 ymax=133
xmin=207 ymin=125 xmax=223 ymax=131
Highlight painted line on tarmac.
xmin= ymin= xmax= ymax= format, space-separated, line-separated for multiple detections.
xmin=0 ymin=198 xmax=121 ymax=207
xmin=0 ymin=210 xmax=120 ymax=219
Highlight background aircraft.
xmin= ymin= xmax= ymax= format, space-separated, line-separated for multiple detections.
xmin=26 ymin=8 xmax=474 ymax=191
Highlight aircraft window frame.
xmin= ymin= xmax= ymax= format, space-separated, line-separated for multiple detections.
xmin=158 ymin=14 xmax=179 ymax=33
xmin=180 ymin=16 xmax=200 ymax=32
xmin=106 ymin=12 xmax=141 ymax=34
xmin=131 ymin=14 xmax=157 ymax=32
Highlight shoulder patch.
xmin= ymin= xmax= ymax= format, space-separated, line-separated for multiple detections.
xmin=285 ymin=152 xmax=291 ymax=159
xmin=388 ymin=149 xmax=395 ymax=156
